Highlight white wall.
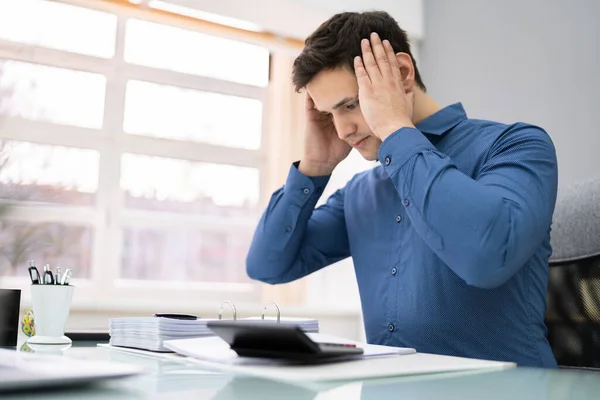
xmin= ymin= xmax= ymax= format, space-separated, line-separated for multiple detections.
xmin=419 ymin=0 xmax=600 ymax=186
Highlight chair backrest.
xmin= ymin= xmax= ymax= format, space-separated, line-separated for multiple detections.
xmin=546 ymin=178 xmax=600 ymax=368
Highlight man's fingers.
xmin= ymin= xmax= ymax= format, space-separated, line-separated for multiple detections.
xmin=369 ymin=32 xmax=391 ymax=78
xmin=383 ymin=40 xmax=402 ymax=83
xmin=354 ymin=56 xmax=371 ymax=87
xmin=360 ymin=38 xmax=380 ymax=80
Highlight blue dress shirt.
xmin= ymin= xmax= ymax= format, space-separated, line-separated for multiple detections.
xmin=246 ymin=102 xmax=559 ymax=368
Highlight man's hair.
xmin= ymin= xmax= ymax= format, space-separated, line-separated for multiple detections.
xmin=292 ymin=11 xmax=425 ymax=92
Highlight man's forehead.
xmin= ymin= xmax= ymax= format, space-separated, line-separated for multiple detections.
xmin=306 ymin=68 xmax=358 ymax=112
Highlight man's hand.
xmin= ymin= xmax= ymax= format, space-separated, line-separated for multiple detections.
xmin=354 ymin=32 xmax=415 ymax=141
xmin=298 ymin=93 xmax=351 ymax=177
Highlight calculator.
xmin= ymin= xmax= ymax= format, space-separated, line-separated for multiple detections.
xmin=206 ymin=320 xmax=364 ymax=362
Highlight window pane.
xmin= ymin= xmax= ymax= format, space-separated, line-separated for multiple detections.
xmin=121 ymin=153 xmax=259 ymax=214
xmin=0 ymin=60 xmax=106 ymax=128
xmin=124 ymin=19 xmax=269 ymax=87
xmin=0 ymin=221 xmax=92 ymax=278
xmin=121 ymin=227 xmax=252 ymax=283
xmin=123 ymin=80 xmax=262 ymax=149
xmin=0 ymin=0 xmax=117 ymax=58
xmin=0 ymin=141 xmax=99 ymax=205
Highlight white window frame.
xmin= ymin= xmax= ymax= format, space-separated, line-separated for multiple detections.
xmin=0 ymin=4 xmax=270 ymax=309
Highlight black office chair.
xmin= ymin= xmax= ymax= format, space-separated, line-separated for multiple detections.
xmin=546 ymin=178 xmax=600 ymax=369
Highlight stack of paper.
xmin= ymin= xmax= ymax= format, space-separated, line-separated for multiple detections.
xmin=109 ymin=316 xmax=320 ymax=352
xmin=109 ymin=317 xmax=218 ymax=352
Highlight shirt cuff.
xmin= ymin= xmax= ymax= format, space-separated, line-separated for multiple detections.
xmin=377 ymin=127 xmax=436 ymax=176
xmin=284 ymin=161 xmax=330 ymax=206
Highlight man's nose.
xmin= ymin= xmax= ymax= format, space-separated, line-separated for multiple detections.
xmin=334 ymin=118 xmax=357 ymax=141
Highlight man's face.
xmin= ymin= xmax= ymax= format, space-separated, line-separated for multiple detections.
xmin=306 ymin=67 xmax=382 ymax=161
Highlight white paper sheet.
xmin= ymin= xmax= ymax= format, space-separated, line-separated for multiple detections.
xmin=163 ymin=333 xmax=415 ymax=366
xmin=161 ymin=335 xmax=515 ymax=384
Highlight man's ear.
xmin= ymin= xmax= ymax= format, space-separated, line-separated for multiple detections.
xmin=395 ymin=52 xmax=415 ymax=93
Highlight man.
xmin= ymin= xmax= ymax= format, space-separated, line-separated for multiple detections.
xmin=246 ymin=11 xmax=558 ymax=368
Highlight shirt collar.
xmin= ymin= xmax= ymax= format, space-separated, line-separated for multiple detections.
xmin=415 ymin=102 xmax=467 ymax=136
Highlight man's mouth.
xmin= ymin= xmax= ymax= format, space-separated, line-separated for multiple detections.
xmin=351 ymin=137 xmax=368 ymax=148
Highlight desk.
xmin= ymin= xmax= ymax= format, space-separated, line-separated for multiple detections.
xmin=4 ymin=341 xmax=600 ymax=399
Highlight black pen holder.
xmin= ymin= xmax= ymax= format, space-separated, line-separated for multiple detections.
xmin=0 ymin=289 xmax=21 ymax=346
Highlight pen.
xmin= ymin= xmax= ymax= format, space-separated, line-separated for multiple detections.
xmin=61 ymin=269 xmax=72 ymax=285
xmin=154 ymin=313 xmax=198 ymax=320
xmin=43 ymin=264 xmax=54 ymax=285
xmin=27 ymin=260 xmax=40 ymax=285
xmin=55 ymin=267 xmax=61 ymax=286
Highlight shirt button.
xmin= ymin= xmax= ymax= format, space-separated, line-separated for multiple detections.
xmin=391 ymin=267 xmax=397 ymax=275
xmin=395 ymin=215 xmax=402 ymax=223
xmin=303 ymin=188 xmax=310 ymax=195
xmin=388 ymin=323 xmax=395 ymax=332
xmin=384 ymin=156 xmax=391 ymax=165
xmin=403 ymin=199 xmax=410 ymax=206
xmin=285 ymin=226 xmax=292 ymax=232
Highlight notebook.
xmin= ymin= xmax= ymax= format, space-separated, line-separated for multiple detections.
xmin=108 ymin=301 xmax=319 ymax=352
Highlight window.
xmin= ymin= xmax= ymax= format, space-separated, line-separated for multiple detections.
xmin=0 ymin=221 xmax=93 ymax=278
xmin=121 ymin=154 xmax=259 ymax=213
xmin=121 ymin=228 xmax=252 ymax=283
xmin=123 ymin=80 xmax=263 ymax=149
xmin=0 ymin=0 xmax=117 ymax=58
xmin=124 ymin=19 xmax=269 ymax=86
xmin=0 ymin=60 xmax=106 ymax=128
xmin=0 ymin=141 xmax=99 ymax=205
xmin=0 ymin=0 xmax=269 ymax=304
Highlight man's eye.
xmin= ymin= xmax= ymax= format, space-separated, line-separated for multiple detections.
xmin=345 ymin=102 xmax=358 ymax=111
